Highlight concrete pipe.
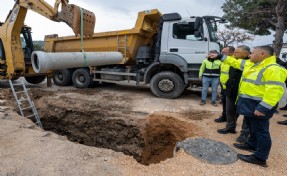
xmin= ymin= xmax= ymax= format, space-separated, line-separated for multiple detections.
xmin=31 ymin=51 xmax=123 ymax=73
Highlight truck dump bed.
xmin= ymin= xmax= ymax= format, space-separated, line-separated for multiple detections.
xmin=44 ymin=9 xmax=161 ymax=65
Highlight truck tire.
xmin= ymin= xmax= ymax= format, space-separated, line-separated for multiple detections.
xmin=150 ymin=71 xmax=184 ymax=99
xmin=52 ymin=69 xmax=72 ymax=86
xmin=25 ymin=75 xmax=46 ymax=84
xmin=72 ymin=68 xmax=93 ymax=88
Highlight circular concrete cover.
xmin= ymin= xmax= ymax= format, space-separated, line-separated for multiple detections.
xmin=176 ymin=137 xmax=238 ymax=165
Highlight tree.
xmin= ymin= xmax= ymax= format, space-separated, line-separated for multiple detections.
xmin=33 ymin=41 xmax=44 ymax=51
xmin=217 ymin=28 xmax=254 ymax=47
xmin=221 ymin=0 xmax=287 ymax=56
xmin=33 ymin=44 xmax=43 ymax=51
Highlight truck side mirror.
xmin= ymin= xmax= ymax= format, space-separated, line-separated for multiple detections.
xmin=194 ymin=25 xmax=204 ymax=39
xmin=194 ymin=17 xmax=203 ymax=30
xmin=194 ymin=31 xmax=201 ymax=38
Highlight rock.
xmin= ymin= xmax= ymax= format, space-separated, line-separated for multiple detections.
xmin=58 ymin=135 xmax=68 ymax=140
xmin=22 ymin=123 xmax=35 ymax=129
xmin=42 ymin=132 xmax=52 ymax=137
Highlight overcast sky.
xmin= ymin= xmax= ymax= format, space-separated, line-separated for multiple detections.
xmin=1 ymin=0 xmax=285 ymax=47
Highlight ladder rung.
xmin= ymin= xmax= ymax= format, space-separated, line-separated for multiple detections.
xmin=12 ymin=83 xmax=24 ymax=86
xmin=25 ymin=114 xmax=36 ymax=118
xmin=20 ymin=106 xmax=32 ymax=111
xmin=19 ymin=98 xmax=28 ymax=102
xmin=16 ymin=91 xmax=26 ymax=94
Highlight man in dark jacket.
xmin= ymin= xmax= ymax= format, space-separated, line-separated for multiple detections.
xmin=217 ymin=45 xmax=250 ymax=144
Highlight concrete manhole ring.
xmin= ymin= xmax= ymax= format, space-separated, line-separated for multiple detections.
xmin=176 ymin=137 xmax=238 ymax=165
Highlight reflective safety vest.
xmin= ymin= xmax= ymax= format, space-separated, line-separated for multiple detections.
xmin=199 ymin=59 xmax=221 ymax=77
xmin=220 ymin=62 xmax=230 ymax=89
xmin=223 ymin=55 xmax=286 ymax=109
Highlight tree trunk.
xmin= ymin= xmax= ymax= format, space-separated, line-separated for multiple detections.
xmin=273 ymin=0 xmax=286 ymax=57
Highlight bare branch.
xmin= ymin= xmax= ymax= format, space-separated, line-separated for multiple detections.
xmin=217 ymin=29 xmax=254 ymax=47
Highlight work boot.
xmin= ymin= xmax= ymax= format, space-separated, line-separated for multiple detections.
xmin=237 ymin=154 xmax=267 ymax=167
xmin=217 ymin=127 xmax=236 ymax=134
xmin=211 ymin=101 xmax=217 ymax=107
xmin=277 ymin=120 xmax=287 ymax=125
xmin=279 ymin=105 xmax=287 ymax=110
xmin=214 ymin=116 xmax=226 ymax=123
xmin=236 ymin=134 xmax=249 ymax=143
xmin=199 ymin=101 xmax=206 ymax=106
xmin=233 ymin=143 xmax=256 ymax=152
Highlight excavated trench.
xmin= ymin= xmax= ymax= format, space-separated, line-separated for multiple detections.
xmin=21 ymin=88 xmax=210 ymax=165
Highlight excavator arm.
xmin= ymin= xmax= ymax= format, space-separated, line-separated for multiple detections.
xmin=0 ymin=0 xmax=95 ymax=79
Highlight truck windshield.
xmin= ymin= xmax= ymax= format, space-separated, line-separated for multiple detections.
xmin=205 ymin=19 xmax=218 ymax=42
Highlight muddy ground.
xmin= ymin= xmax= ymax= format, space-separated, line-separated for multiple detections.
xmin=0 ymin=80 xmax=287 ymax=176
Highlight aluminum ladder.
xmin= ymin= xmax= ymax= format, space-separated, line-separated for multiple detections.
xmin=9 ymin=78 xmax=43 ymax=128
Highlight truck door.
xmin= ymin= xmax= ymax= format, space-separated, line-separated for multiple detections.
xmin=166 ymin=20 xmax=210 ymax=64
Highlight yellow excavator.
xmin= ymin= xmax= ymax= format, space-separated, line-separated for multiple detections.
xmin=0 ymin=0 xmax=95 ymax=84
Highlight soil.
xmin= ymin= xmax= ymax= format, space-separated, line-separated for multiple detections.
xmin=0 ymin=80 xmax=287 ymax=176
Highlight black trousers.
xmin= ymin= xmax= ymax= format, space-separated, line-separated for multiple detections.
xmin=226 ymin=96 xmax=238 ymax=129
xmin=246 ymin=116 xmax=271 ymax=161
xmin=221 ymin=88 xmax=226 ymax=118
xmin=226 ymin=96 xmax=249 ymax=136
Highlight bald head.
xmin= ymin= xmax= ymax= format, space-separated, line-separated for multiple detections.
xmin=221 ymin=46 xmax=235 ymax=56
xmin=234 ymin=45 xmax=250 ymax=59
xmin=249 ymin=45 xmax=274 ymax=63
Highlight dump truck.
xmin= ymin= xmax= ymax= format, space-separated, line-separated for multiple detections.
xmin=41 ymin=9 xmax=226 ymax=98
xmin=0 ymin=0 xmax=95 ymax=84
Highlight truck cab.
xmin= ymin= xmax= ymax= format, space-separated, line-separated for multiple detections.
xmin=141 ymin=13 xmax=225 ymax=98
xmin=160 ymin=14 xmax=223 ymax=82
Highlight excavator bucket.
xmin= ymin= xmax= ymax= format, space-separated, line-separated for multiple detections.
xmin=57 ymin=4 xmax=95 ymax=38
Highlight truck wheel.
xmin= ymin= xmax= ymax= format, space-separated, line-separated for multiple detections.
xmin=25 ymin=76 xmax=46 ymax=84
xmin=52 ymin=69 xmax=72 ymax=86
xmin=72 ymin=68 xmax=92 ymax=88
xmin=150 ymin=71 xmax=184 ymax=99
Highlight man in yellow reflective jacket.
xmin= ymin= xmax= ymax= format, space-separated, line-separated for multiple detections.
xmin=215 ymin=46 xmax=235 ymax=122
xmin=218 ymin=45 xmax=286 ymax=167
